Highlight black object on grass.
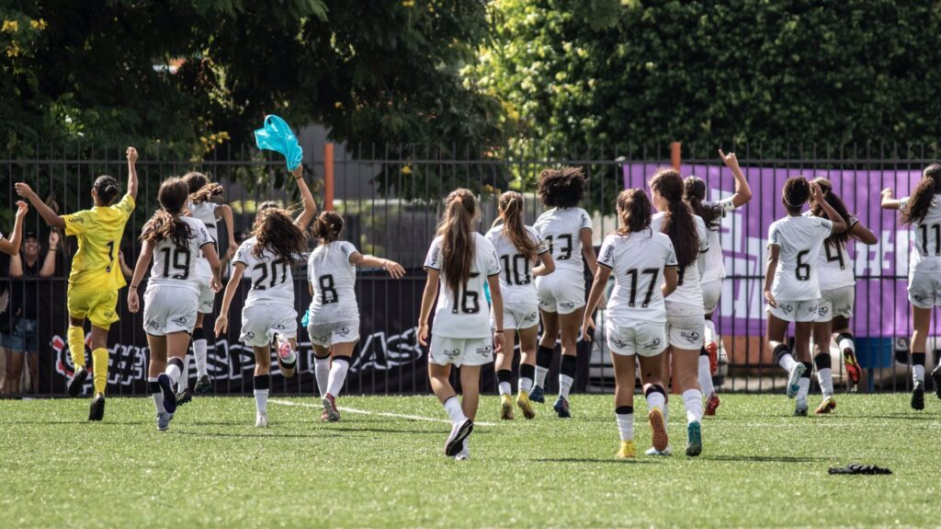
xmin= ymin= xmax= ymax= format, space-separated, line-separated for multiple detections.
xmin=828 ymin=463 xmax=892 ymax=475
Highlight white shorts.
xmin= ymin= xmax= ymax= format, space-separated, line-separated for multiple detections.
xmin=768 ymin=299 xmax=819 ymax=323
xmin=536 ymin=272 xmax=585 ymax=315
xmin=495 ymin=302 xmax=539 ymax=330
xmin=197 ymin=281 xmax=215 ymax=314
xmin=702 ymin=280 xmax=721 ymax=314
xmin=429 ymin=335 xmax=494 ymax=367
xmin=143 ymin=286 xmax=198 ymax=337
xmin=604 ymin=317 xmax=666 ymax=357
xmin=665 ymin=313 xmax=705 ymax=349
xmin=908 ymin=271 xmax=941 ymax=309
xmin=307 ymin=319 xmax=360 ymax=348
xmin=240 ymin=302 xmax=297 ymax=348
xmin=816 ymin=286 xmax=855 ymax=322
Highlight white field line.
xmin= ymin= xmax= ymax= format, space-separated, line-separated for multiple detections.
xmin=269 ymin=399 xmax=497 ymax=426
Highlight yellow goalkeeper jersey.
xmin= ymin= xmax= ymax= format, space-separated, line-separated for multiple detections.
xmin=63 ymin=194 xmax=135 ymax=291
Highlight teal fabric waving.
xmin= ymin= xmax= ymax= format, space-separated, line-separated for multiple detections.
xmin=254 ymin=115 xmax=304 ymax=170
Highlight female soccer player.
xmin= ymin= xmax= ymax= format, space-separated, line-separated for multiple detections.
xmin=531 ymin=167 xmax=600 ymax=418
xmin=14 ymin=147 xmax=139 ymax=420
xmin=650 ymin=168 xmax=709 ymax=456
xmin=683 ymin=149 xmax=753 ymax=416
xmin=307 ymin=211 xmax=405 ymax=422
xmin=485 ymin=191 xmax=555 ymax=420
xmin=0 ymin=201 xmax=28 ymax=258
xmin=582 ymin=189 xmax=678 ymax=459
xmin=418 ymin=189 xmax=503 ymax=460
xmin=214 ymin=165 xmax=316 ymax=427
xmin=882 ymin=164 xmax=941 ymax=410
xmin=175 ymin=172 xmax=238 ymax=404
xmin=127 ymin=177 xmax=222 ymax=431
xmin=810 ymin=178 xmax=877 ymax=412
xmin=766 ymin=177 xmax=846 ymax=416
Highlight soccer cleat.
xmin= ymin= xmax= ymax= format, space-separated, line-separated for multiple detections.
xmin=322 ymin=393 xmax=341 ymax=422
xmin=157 ymin=412 xmax=173 ymax=432
xmin=193 ymin=374 xmax=212 ymax=394
xmin=686 ymin=421 xmax=703 ymax=457
xmin=616 ymin=440 xmax=636 ymax=459
xmin=255 ymin=412 xmax=269 ymax=428
xmin=320 ymin=409 xmax=329 ymax=422
xmin=529 ymin=385 xmax=546 ymax=403
xmin=931 ymin=367 xmax=941 ymax=400
xmin=516 ymin=390 xmax=536 ymax=419
xmin=454 ymin=448 xmax=471 ymax=461
xmin=645 ymin=446 xmax=673 ymax=457
xmin=277 ymin=337 xmax=297 ymax=369
xmin=445 ymin=419 xmax=474 ymax=457
xmin=815 ymin=396 xmax=836 ymax=414
xmin=176 ymin=387 xmax=193 ymax=408
xmin=553 ymin=395 xmax=571 ymax=418
xmin=68 ymin=367 xmax=89 ymax=397
xmin=157 ymin=374 xmax=178 ymax=415
xmin=794 ymin=398 xmax=809 ymax=416
xmin=912 ymin=382 xmax=925 ymax=411
xmin=648 ymin=408 xmax=669 ymax=453
xmin=786 ymin=363 xmax=807 ymax=399
xmin=704 ymin=392 xmax=721 ymax=416
xmin=88 ymin=393 xmax=105 ymax=421
xmin=705 ymin=341 xmax=719 ymax=375
xmin=500 ymin=394 xmax=515 ymax=420
xmin=843 ymin=350 xmax=862 ymax=385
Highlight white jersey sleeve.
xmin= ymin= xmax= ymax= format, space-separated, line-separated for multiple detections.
xmin=188 ymin=201 xmax=220 ymax=243
xmin=147 ymin=217 xmax=212 ymax=293
xmin=233 ymin=237 xmax=296 ymax=306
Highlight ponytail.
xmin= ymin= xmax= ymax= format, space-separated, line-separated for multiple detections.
xmin=495 ymin=191 xmax=538 ymax=261
xmin=683 ymin=177 xmax=722 ymax=230
xmin=313 ymin=211 xmax=344 ymax=244
xmin=902 ymin=164 xmax=941 ymax=225
xmin=141 ymin=177 xmax=192 ymax=250
xmin=93 ymin=175 xmax=121 ymax=206
xmin=810 ymin=178 xmax=852 ymax=248
xmin=616 ymin=189 xmax=652 ymax=235
xmin=438 ymin=189 xmax=478 ymax=296
xmin=650 ymin=169 xmax=699 ymax=269
xmin=190 ymin=183 xmax=224 ymax=205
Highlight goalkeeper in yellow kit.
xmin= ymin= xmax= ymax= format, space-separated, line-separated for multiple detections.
xmin=15 ymin=147 xmax=139 ymax=420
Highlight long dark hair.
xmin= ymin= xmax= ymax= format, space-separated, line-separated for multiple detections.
xmin=537 ymin=167 xmax=585 ymax=208
xmin=252 ymin=207 xmax=307 ymax=264
xmin=901 ymin=164 xmax=941 ymax=225
xmin=141 ymin=177 xmax=192 ymax=250
xmin=616 ymin=189 xmax=652 ymax=235
xmin=493 ymin=191 xmax=538 ymax=261
xmin=810 ymin=178 xmax=852 ymax=248
xmin=650 ymin=169 xmax=699 ymax=269
xmin=438 ymin=188 xmax=478 ymax=296
xmin=684 ymin=176 xmax=723 ymax=230
xmin=93 ymin=175 xmax=120 ymax=206
xmin=184 ymin=171 xmax=224 ymax=205
xmin=312 ymin=211 xmax=344 ymax=245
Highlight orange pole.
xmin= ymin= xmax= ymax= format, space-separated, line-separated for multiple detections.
xmin=324 ymin=142 xmax=335 ymax=211
xmin=670 ymin=141 xmax=682 ymax=171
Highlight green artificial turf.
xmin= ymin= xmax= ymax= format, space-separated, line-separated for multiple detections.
xmin=0 ymin=393 xmax=938 ymax=528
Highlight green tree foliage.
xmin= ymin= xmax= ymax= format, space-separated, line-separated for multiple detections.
xmin=476 ymin=0 xmax=941 ymax=154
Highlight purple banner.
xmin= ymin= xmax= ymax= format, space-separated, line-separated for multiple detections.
xmin=624 ymin=163 xmax=925 ymax=339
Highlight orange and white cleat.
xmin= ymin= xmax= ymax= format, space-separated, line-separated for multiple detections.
xmin=815 ymin=396 xmax=837 ymax=414
xmin=705 ymin=341 xmax=719 ymax=375
xmin=843 ymin=350 xmax=861 ymax=385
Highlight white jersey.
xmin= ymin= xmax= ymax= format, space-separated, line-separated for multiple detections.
xmin=188 ymin=201 xmax=220 ymax=280
xmin=484 ymin=224 xmax=549 ymax=306
xmin=701 ymin=198 xmax=736 ymax=283
xmin=307 ymin=241 xmax=360 ymax=324
xmin=598 ymin=229 xmax=677 ymax=324
xmin=533 ymin=207 xmax=591 ymax=277
xmin=650 ymin=212 xmax=708 ymax=308
xmin=232 ymin=236 xmax=297 ymax=306
xmin=768 ymin=215 xmax=833 ymax=301
xmin=901 ymin=196 xmax=941 ymax=272
xmin=423 ymin=233 xmax=501 ymax=339
xmin=812 ymin=214 xmax=859 ymax=291
xmin=147 ymin=216 xmax=212 ymax=294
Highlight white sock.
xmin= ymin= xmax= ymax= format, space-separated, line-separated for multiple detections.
xmin=914 ymin=364 xmax=925 ymax=384
xmin=498 ymin=382 xmax=512 ymax=396
xmin=193 ymin=338 xmax=208 ymax=377
xmin=178 ymin=355 xmax=190 ymax=390
xmin=698 ymin=355 xmax=715 ymax=395
xmin=535 ymin=366 xmax=549 ymax=388
xmin=519 ymin=377 xmax=533 ymax=393
xmin=646 ymin=391 xmax=665 ymax=413
xmin=166 ymin=362 xmax=182 ymax=385
xmin=797 ymin=378 xmax=810 ymax=400
xmin=443 ymin=396 xmax=467 ymax=425
xmin=315 ymin=357 xmax=330 ymax=397
xmin=704 ymin=319 xmax=717 ymax=347
xmin=559 ymin=374 xmax=574 ymax=398
xmin=682 ymin=389 xmax=704 ymax=424
xmin=778 ymin=352 xmax=798 ymax=372
xmin=149 ymin=377 xmax=166 ymax=413
xmin=254 ymin=389 xmax=269 ymax=414
xmin=838 ymin=335 xmax=855 ymax=357
xmin=817 ymin=368 xmax=834 ymax=396
xmin=327 ymin=359 xmax=349 ymax=397
xmin=615 ymin=412 xmax=633 ymax=441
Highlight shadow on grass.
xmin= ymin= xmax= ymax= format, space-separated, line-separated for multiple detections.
xmin=9 ymin=420 xmax=148 ymax=426
xmin=173 ymin=430 xmax=346 ymax=440
xmin=325 ymin=426 xmax=445 ymax=435
xmin=702 ymin=455 xmax=827 ymax=463
xmin=531 ymin=457 xmax=658 ymax=465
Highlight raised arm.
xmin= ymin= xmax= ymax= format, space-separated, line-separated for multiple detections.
xmin=126 ymin=147 xmax=139 ymax=199
xmin=39 ymin=231 xmax=60 ymax=277
xmin=880 ymin=187 xmax=903 ymax=210
xmin=719 ymin=149 xmax=752 ymax=208
xmin=811 ymin=183 xmax=847 ymax=234
xmin=14 ymin=184 xmax=65 ymax=229
xmin=350 ymin=252 xmax=406 ymax=279
xmin=292 ymin=165 xmax=317 ymax=232
xmin=0 ymin=201 xmax=29 ymax=256
xmin=850 ymin=219 xmax=878 ymax=245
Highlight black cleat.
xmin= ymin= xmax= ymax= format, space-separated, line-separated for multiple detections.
xmin=88 ymin=393 xmax=105 ymax=421
xmin=444 ymin=419 xmax=474 ymax=457
xmin=911 ymin=382 xmax=925 ymax=411
xmin=932 ymin=367 xmax=941 ymax=400
xmin=176 ymin=387 xmax=193 ymax=408
xmin=158 ymin=374 xmax=178 ymax=414
xmin=68 ymin=367 xmax=89 ymax=397
xmin=193 ymin=374 xmax=212 ymax=394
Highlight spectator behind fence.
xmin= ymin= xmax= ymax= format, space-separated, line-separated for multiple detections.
xmin=1 ymin=230 xmax=60 ymax=396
